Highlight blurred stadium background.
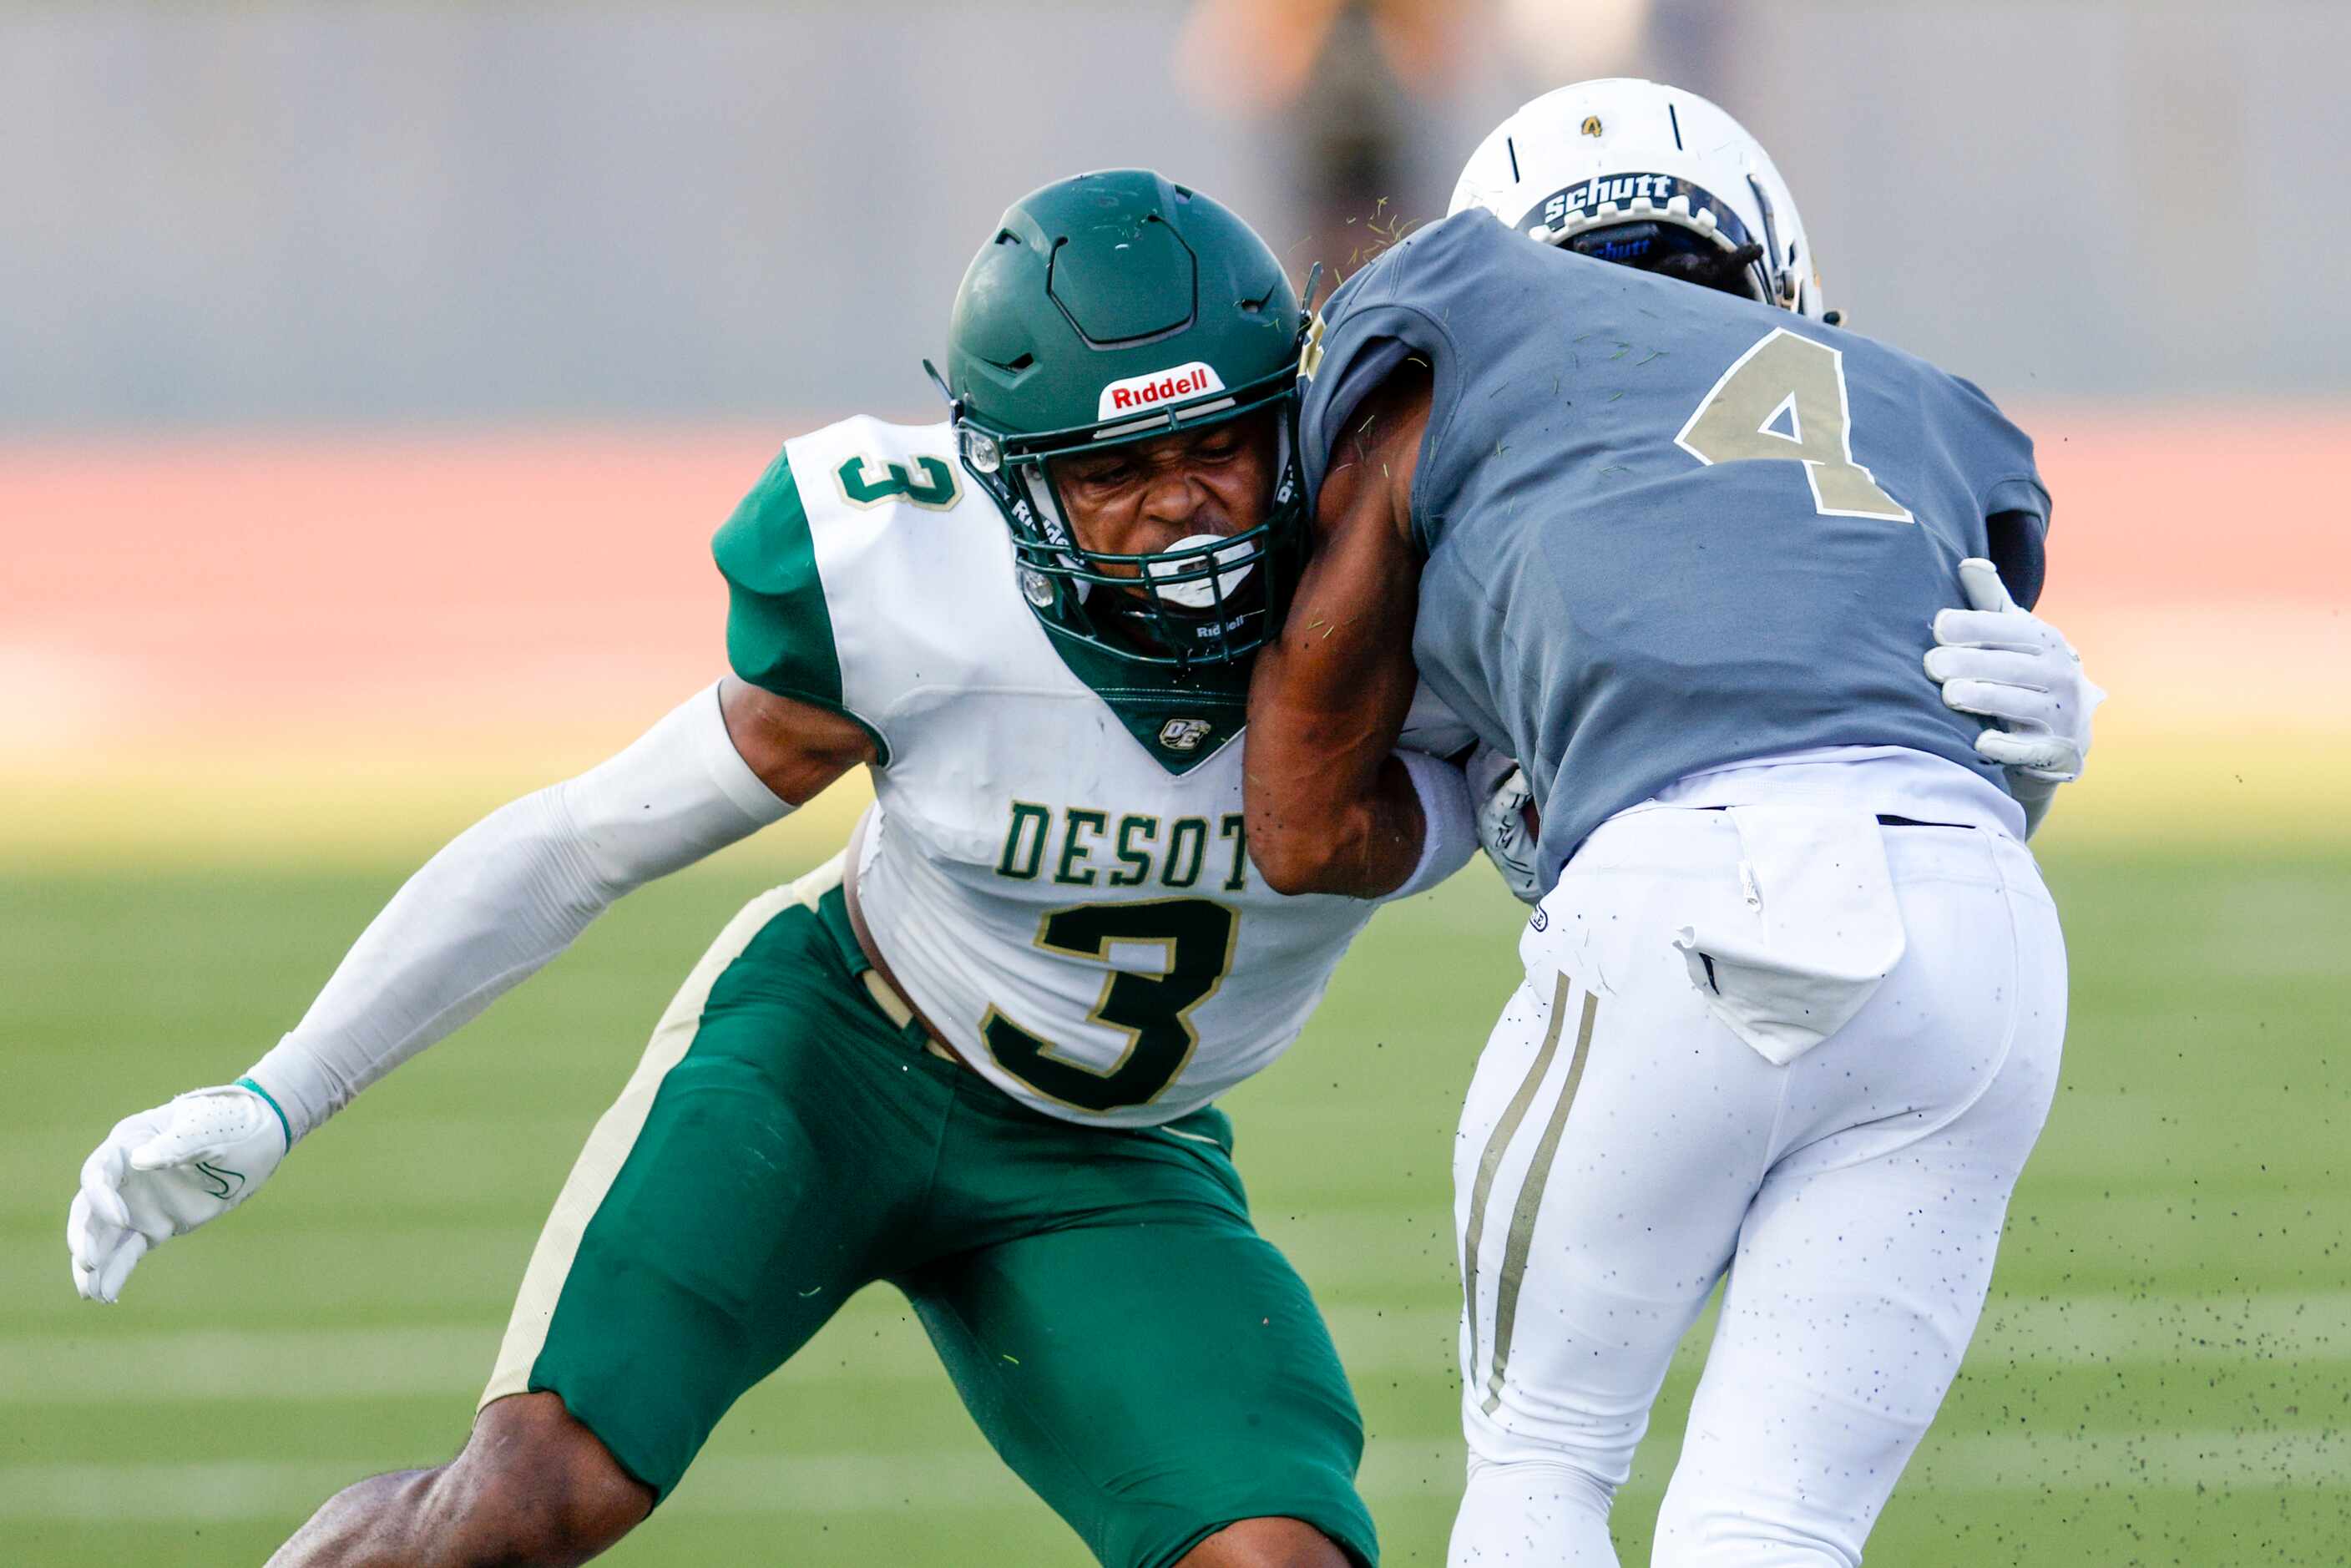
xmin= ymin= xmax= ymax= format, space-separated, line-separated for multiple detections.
xmin=5 ymin=2 xmax=2346 ymax=1563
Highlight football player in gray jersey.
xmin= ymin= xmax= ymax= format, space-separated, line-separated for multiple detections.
xmin=1247 ymin=81 xmax=2095 ymax=1567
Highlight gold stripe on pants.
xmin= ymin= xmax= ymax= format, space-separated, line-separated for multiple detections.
xmin=1464 ymin=976 xmax=1600 ymax=1416
xmin=1462 ymin=971 xmax=1572 ymax=1408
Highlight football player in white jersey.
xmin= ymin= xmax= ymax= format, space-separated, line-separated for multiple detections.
xmin=63 ymin=171 xmax=1483 ymax=1568
xmin=1246 ymin=80 xmax=2101 ymax=1568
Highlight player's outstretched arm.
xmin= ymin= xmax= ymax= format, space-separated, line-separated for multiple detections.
xmin=1246 ymin=367 xmax=1445 ymax=899
xmin=67 ymin=680 xmax=871 ymax=1303
xmin=1925 ymin=557 xmax=2106 ymax=836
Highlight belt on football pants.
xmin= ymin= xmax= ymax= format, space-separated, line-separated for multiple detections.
xmin=1691 ymin=806 xmax=1969 ymax=830
xmin=840 ymin=808 xmax=969 ymax=1070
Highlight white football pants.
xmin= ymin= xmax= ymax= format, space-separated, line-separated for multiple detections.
xmin=1449 ymin=807 xmax=2065 ymax=1567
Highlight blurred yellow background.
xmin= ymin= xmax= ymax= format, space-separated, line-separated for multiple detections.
xmin=8 ymin=407 xmax=2345 ymax=863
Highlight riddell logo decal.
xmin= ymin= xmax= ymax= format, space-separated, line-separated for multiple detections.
xmin=1099 ymin=362 xmax=1225 ymax=420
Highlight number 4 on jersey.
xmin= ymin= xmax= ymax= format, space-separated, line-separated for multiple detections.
xmin=1676 ymin=326 xmax=1914 ymax=523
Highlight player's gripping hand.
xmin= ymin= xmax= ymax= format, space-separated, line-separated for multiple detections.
xmin=1927 ymin=558 xmax=2106 ymax=786
xmin=1469 ymin=745 xmax=1545 ymax=904
xmin=68 ymin=1083 xmax=287 ymax=1303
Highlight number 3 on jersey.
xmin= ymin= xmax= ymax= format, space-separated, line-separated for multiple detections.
xmin=980 ymin=899 xmax=1239 ymax=1113
xmin=1676 ymin=326 xmax=1914 ymax=523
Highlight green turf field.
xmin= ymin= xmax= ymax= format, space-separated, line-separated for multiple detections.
xmin=6 ymin=840 xmax=2346 ymax=1565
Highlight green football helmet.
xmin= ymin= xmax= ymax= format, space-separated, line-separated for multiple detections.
xmin=933 ymin=169 xmax=1312 ymax=670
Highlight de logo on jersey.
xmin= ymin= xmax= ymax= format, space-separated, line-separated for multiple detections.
xmin=1158 ymin=717 xmax=1214 ymax=752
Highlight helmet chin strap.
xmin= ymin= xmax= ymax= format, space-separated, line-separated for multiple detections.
xmin=1019 ymin=466 xmax=1095 ymax=604
xmin=1746 ymin=174 xmax=1795 ymax=308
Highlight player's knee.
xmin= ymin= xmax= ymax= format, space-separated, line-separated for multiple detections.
xmin=1460 ymin=1451 xmax=1618 ymax=1534
xmin=422 ymin=1393 xmax=652 ymax=1566
xmin=1651 ymin=1501 xmax=1860 ymax=1568
xmin=1465 ymin=1414 xmax=1631 ymax=1504
xmin=1177 ymin=1515 xmax=1354 ymax=1568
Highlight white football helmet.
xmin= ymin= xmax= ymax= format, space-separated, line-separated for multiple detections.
xmin=1449 ymin=78 xmax=1833 ymax=322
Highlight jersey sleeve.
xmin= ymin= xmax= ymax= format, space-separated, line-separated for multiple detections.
xmin=1983 ymin=491 xmax=2050 ymax=609
xmin=1948 ymin=373 xmax=2054 ymax=609
xmin=1296 ymin=217 xmax=1486 ymax=548
xmin=710 ymin=443 xmax=893 ymax=761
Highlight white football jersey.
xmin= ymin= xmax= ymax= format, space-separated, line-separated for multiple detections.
xmin=714 ymin=416 xmax=1463 ymax=1126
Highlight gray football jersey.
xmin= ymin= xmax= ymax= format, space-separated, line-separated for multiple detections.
xmin=1297 ymin=210 xmax=2051 ymax=878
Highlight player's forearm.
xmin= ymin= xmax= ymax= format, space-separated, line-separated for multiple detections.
xmin=246 ymin=789 xmax=614 ymax=1142
xmin=1245 ymin=579 xmax=1426 ymax=897
xmin=246 ymin=685 xmax=788 ymax=1142
xmin=1247 ymin=359 xmax=1438 ymax=898
xmin=1249 ymin=746 xmax=1426 ymax=898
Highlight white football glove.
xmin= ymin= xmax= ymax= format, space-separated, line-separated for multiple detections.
xmin=68 ymin=1082 xmax=287 ymax=1303
xmin=1926 ymin=558 xmax=2106 ymax=787
xmin=1468 ymin=745 xmax=1545 ymax=904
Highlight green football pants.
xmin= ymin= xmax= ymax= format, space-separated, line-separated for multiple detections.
xmin=482 ymin=858 xmax=1375 ymax=1568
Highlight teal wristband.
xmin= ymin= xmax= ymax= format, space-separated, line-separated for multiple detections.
xmin=236 ymin=1076 xmax=293 ymax=1151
